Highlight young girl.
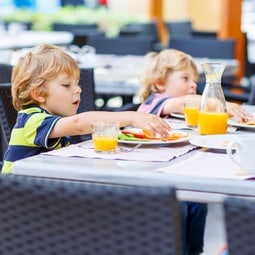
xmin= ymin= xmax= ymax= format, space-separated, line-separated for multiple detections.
xmin=137 ymin=48 xmax=250 ymax=120
xmin=137 ymin=49 xmax=241 ymax=255
xmin=2 ymin=44 xmax=170 ymax=174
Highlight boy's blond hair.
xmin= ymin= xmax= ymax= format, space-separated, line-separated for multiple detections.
xmin=12 ymin=44 xmax=80 ymax=111
xmin=139 ymin=49 xmax=199 ymax=102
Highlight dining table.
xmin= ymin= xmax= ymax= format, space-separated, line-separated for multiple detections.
xmin=11 ymin=105 xmax=255 ymax=204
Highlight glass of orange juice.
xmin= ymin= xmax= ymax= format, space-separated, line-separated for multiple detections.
xmin=91 ymin=121 xmax=119 ymax=153
xmin=184 ymin=100 xmax=199 ymax=127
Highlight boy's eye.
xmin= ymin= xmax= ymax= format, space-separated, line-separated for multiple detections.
xmin=62 ymin=84 xmax=70 ymax=87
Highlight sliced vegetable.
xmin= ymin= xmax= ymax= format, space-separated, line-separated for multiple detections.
xmin=118 ymin=133 xmax=150 ymax=141
xmin=121 ymin=129 xmax=147 ymax=139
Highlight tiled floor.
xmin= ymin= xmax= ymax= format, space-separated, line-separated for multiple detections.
xmin=203 ymin=203 xmax=226 ymax=255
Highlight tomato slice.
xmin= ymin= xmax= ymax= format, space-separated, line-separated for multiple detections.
xmin=121 ymin=129 xmax=161 ymax=140
xmin=121 ymin=130 xmax=147 ymax=139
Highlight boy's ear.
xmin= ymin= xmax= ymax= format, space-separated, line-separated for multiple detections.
xmin=31 ymin=88 xmax=45 ymax=103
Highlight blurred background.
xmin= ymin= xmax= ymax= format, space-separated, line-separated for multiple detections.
xmin=0 ymin=0 xmax=254 ymax=78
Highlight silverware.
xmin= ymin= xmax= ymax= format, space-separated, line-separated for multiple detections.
xmin=118 ymin=143 xmax=142 ymax=152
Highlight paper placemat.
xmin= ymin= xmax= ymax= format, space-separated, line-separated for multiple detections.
xmin=43 ymin=140 xmax=196 ymax=162
xmin=156 ymin=150 xmax=255 ymax=180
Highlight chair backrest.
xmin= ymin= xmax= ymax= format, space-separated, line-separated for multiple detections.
xmin=71 ymin=67 xmax=96 ymax=143
xmin=87 ymin=36 xmax=154 ymax=55
xmin=0 ymin=83 xmax=17 ymax=160
xmin=244 ymin=32 xmax=255 ymax=78
xmin=77 ymin=67 xmax=96 ymax=113
xmin=0 ymin=174 xmax=183 ymax=255
xmin=169 ymin=37 xmax=236 ymax=59
xmin=52 ymin=23 xmax=101 ymax=47
xmin=248 ymin=80 xmax=255 ymax=105
xmin=165 ymin=20 xmax=193 ymax=39
xmin=223 ymin=196 xmax=255 ymax=255
xmin=0 ymin=63 xmax=12 ymax=83
xmin=52 ymin=22 xmax=98 ymax=32
xmin=120 ymin=21 xmax=160 ymax=43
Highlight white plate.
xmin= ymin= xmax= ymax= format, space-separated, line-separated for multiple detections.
xmin=171 ymin=113 xmax=185 ymax=119
xmin=118 ymin=130 xmax=189 ymax=145
xmin=189 ymin=134 xmax=237 ymax=150
xmin=228 ymin=118 xmax=255 ymax=130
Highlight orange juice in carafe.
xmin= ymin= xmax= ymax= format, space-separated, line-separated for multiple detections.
xmin=198 ymin=112 xmax=228 ymax=134
xmin=199 ymin=63 xmax=227 ymax=135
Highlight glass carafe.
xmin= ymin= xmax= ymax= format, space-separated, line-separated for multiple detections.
xmin=198 ymin=63 xmax=228 ymax=135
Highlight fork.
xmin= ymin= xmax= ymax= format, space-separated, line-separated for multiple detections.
xmin=118 ymin=143 xmax=142 ymax=152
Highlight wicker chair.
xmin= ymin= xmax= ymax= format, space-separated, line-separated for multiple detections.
xmin=0 ymin=174 xmax=183 ymax=255
xmin=169 ymin=37 xmax=236 ymax=59
xmin=0 ymin=63 xmax=12 ymax=83
xmin=87 ymin=36 xmax=154 ymax=55
xmin=71 ymin=67 xmax=96 ymax=143
xmin=52 ymin=23 xmax=101 ymax=47
xmin=223 ymin=196 xmax=255 ymax=255
xmin=77 ymin=67 xmax=96 ymax=113
xmin=0 ymin=83 xmax=17 ymax=161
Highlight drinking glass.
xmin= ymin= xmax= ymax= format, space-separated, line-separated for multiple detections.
xmin=91 ymin=121 xmax=119 ymax=153
xmin=184 ymin=100 xmax=199 ymax=127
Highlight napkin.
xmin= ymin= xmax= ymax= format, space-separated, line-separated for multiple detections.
xmin=43 ymin=140 xmax=196 ymax=162
xmin=156 ymin=150 xmax=255 ymax=180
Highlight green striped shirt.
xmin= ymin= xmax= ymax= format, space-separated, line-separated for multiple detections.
xmin=2 ymin=106 xmax=70 ymax=174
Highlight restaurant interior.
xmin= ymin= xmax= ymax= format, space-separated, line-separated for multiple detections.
xmin=0 ymin=1 xmax=255 ymax=255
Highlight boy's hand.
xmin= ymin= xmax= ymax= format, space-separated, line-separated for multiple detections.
xmin=131 ymin=112 xmax=171 ymax=138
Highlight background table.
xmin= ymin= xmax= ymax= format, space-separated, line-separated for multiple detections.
xmin=0 ymin=31 xmax=73 ymax=50
xmin=79 ymin=54 xmax=239 ymax=97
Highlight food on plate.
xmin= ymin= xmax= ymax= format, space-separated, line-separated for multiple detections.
xmin=164 ymin=132 xmax=189 ymax=140
xmin=118 ymin=129 xmax=188 ymax=142
xmin=238 ymin=118 xmax=255 ymax=125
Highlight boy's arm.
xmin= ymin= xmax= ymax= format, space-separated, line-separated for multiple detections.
xmin=49 ymin=111 xmax=171 ymax=139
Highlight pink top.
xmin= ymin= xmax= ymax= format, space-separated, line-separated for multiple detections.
xmin=137 ymin=93 xmax=170 ymax=118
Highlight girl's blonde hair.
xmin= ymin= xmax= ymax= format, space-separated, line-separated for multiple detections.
xmin=139 ymin=49 xmax=199 ymax=102
xmin=12 ymin=44 xmax=80 ymax=111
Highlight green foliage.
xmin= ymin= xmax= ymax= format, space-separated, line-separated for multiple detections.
xmin=1 ymin=6 xmax=148 ymax=37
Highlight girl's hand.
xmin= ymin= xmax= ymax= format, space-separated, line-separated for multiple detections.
xmin=226 ymin=102 xmax=253 ymax=121
xmin=131 ymin=112 xmax=171 ymax=138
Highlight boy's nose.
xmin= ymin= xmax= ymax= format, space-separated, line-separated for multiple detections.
xmin=75 ymin=86 xmax=82 ymax=94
